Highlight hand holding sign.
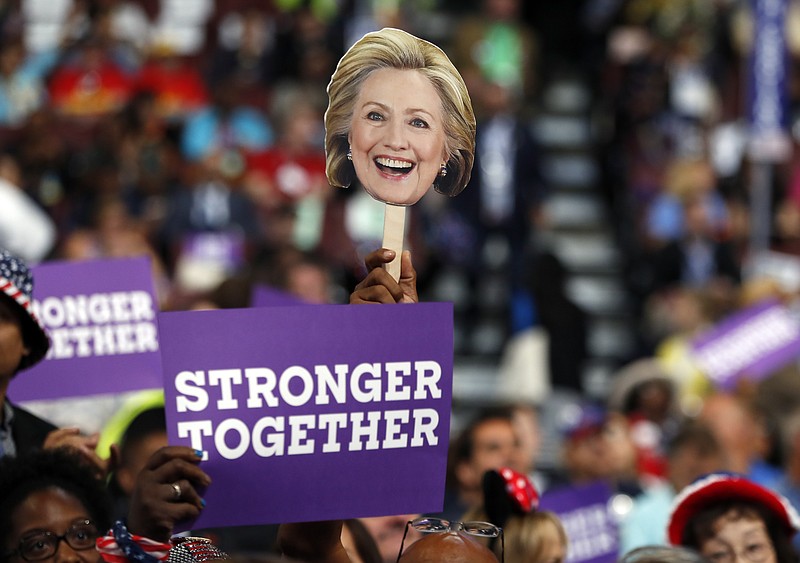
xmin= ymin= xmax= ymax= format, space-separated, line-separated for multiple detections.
xmin=127 ymin=446 xmax=210 ymax=542
xmin=325 ymin=28 xmax=475 ymax=280
xmin=350 ymin=248 xmax=418 ymax=304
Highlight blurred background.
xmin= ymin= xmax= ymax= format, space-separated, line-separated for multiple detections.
xmin=5 ymin=0 xmax=800 ymax=474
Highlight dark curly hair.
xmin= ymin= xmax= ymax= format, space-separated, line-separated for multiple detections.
xmin=0 ymin=448 xmax=112 ymax=551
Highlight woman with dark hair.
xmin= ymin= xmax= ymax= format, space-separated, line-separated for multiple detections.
xmin=1 ymin=445 xmax=215 ymax=563
xmin=0 ymin=448 xmax=112 ymax=563
xmin=668 ymin=473 xmax=800 ymax=563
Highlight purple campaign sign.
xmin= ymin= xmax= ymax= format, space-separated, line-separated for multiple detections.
xmin=9 ymin=256 xmax=162 ymax=401
xmin=540 ymin=481 xmax=618 ymax=563
xmin=691 ymin=299 xmax=800 ymax=390
xmin=251 ymin=285 xmax=308 ymax=307
xmin=159 ymin=302 xmax=453 ymax=529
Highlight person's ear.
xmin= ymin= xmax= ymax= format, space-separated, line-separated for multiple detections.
xmin=116 ymin=465 xmax=137 ymax=496
xmin=107 ymin=443 xmax=122 ymax=474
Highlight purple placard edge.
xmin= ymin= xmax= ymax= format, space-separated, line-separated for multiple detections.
xmin=8 ymin=256 xmax=162 ymax=401
xmin=539 ymin=481 xmax=618 ymax=563
xmin=691 ymin=299 xmax=800 ymax=388
xmin=251 ymin=285 xmax=308 ymax=307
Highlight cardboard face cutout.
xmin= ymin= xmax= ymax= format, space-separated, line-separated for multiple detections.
xmin=325 ymin=28 xmax=475 ymax=278
xmin=348 ymin=68 xmax=448 ymax=206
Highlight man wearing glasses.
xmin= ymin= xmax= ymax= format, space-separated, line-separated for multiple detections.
xmin=279 ymin=517 xmax=502 ymax=563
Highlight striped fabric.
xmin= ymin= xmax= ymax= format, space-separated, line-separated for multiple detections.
xmin=96 ymin=533 xmax=172 ymax=563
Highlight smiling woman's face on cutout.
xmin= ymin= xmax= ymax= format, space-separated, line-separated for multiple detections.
xmin=349 ymin=68 xmax=447 ymax=206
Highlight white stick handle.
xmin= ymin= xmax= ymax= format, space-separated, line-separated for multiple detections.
xmin=382 ymin=204 xmax=406 ymax=281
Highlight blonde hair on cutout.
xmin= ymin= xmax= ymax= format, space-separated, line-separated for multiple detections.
xmin=325 ymin=27 xmax=476 ymax=197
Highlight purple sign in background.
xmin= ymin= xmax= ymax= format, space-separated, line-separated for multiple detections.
xmin=251 ymin=285 xmax=308 ymax=307
xmin=159 ymin=302 xmax=453 ymax=529
xmin=691 ymin=299 xmax=800 ymax=389
xmin=9 ymin=256 xmax=162 ymax=401
xmin=540 ymin=481 xmax=618 ymax=563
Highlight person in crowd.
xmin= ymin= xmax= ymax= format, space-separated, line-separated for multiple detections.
xmin=504 ymin=511 xmax=567 ymax=563
xmin=0 ymin=248 xmax=101 ymax=469
xmin=448 ymin=0 xmax=539 ymax=115
xmin=646 ymin=287 xmax=724 ymax=413
xmin=106 ymin=406 xmax=167 ymax=519
xmin=341 ymin=519 xmax=382 ymax=563
xmin=244 ymin=94 xmax=326 ymax=212
xmin=10 ymin=107 xmax=72 ymax=223
xmin=618 ymin=545 xmax=710 ymax=563
xmin=135 ymin=35 xmax=209 ymax=122
xmin=439 ymin=406 xmax=520 ymax=520
xmin=359 ymin=514 xmax=423 ymax=563
xmin=645 ymin=158 xmax=728 ymax=249
xmin=772 ymin=407 xmax=800 ymax=553
xmin=0 ymin=445 xmax=215 ymax=563
xmin=667 ymin=473 xmax=800 ymax=563
xmin=507 ymin=403 xmax=544 ymax=489
xmin=0 ymin=36 xmax=54 ymax=127
xmin=278 ymin=251 xmax=337 ymax=304
xmin=620 ymin=421 xmax=723 ymax=552
xmin=279 ymin=517 xmax=500 ymax=563
xmin=648 ymin=189 xmax=740 ymax=296
xmin=553 ymin=402 xmax=643 ymax=498
xmin=208 ymin=8 xmax=278 ymax=103
xmin=243 ymin=94 xmax=328 ymax=253
xmin=251 ymin=246 xmax=341 ymax=306
xmin=444 ymin=73 xmax=545 ymax=347
xmin=697 ymin=392 xmax=782 ymax=487
xmin=180 ymin=73 xmax=273 ymax=164
xmin=497 ymin=252 xmax=586 ymax=397
xmin=463 ymin=466 xmax=567 ymax=563
xmin=47 ymin=33 xmax=134 ymax=120
xmin=0 ymin=448 xmax=111 ymax=563
xmin=158 ymin=156 xmax=263 ymax=298
xmin=394 ymin=522 xmax=501 ymax=563
xmin=607 ymin=358 xmax=683 ymax=484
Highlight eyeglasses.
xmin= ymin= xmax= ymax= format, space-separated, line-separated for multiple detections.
xmin=702 ymin=538 xmax=774 ymax=563
xmin=396 ymin=517 xmax=504 ymax=563
xmin=5 ymin=520 xmax=100 ymax=561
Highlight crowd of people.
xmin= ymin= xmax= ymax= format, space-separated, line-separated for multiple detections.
xmin=5 ymin=0 xmax=800 ymax=562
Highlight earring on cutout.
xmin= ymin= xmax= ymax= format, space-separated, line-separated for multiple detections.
xmin=439 ymin=163 xmax=447 ymax=177
xmin=347 ymin=147 xmax=353 ymax=161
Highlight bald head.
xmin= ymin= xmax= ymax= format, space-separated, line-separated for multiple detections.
xmin=398 ymin=532 xmax=499 ymax=563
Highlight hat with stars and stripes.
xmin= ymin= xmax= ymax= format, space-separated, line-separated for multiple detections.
xmin=0 ymin=249 xmax=49 ymax=371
